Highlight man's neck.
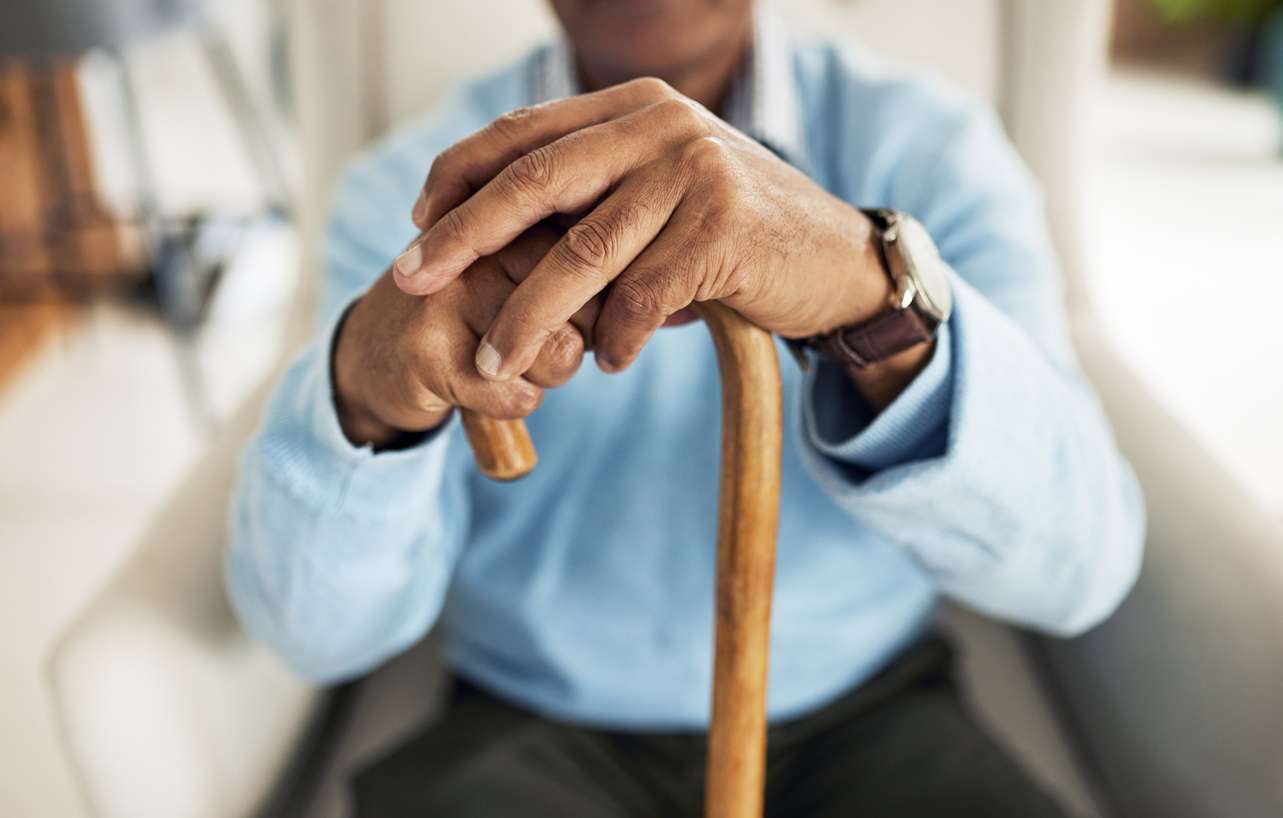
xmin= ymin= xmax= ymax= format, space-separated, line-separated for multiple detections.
xmin=575 ymin=28 xmax=752 ymax=116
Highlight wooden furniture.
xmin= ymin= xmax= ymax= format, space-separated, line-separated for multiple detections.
xmin=461 ymin=301 xmax=782 ymax=818
xmin=0 ymin=299 xmax=72 ymax=396
xmin=1 ymin=0 xmax=290 ymax=343
xmin=0 ymin=61 xmax=135 ymax=300
xmin=0 ymin=60 xmax=137 ymax=395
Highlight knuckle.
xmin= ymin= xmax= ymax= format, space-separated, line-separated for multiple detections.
xmin=491 ymin=105 xmax=538 ymax=140
xmin=544 ymin=327 xmax=584 ymax=376
xmin=559 ymin=218 xmax=616 ymax=271
xmin=610 ymin=277 xmax=662 ymax=325
xmin=629 ymin=76 xmax=675 ymax=101
xmin=507 ymin=145 xmax=559 ymax=194
xmin=679 ymin=135 xmax=729 ymax=176
xmin=438 ymin=206 xmax=471 ymax=245
xmin=655 ymin=96 xmax=706 ymax=130
xmin=427 ymin=147 xmax=456 ymax=183
xmin=496 ymin=384 xmax=542 ymax=419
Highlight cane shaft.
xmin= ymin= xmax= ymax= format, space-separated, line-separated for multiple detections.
xmin=457 ymin=304 xmax=782 ymax=818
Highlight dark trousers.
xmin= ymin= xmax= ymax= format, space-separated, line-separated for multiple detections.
xmin=352 ymin=637 xmax=1072 ymax=817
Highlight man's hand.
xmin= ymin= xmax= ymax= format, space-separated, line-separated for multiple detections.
xmin=333 ymin=227 xmax=587 ymax=447
xmin=393 ymin=77 xmax=904 ymax=386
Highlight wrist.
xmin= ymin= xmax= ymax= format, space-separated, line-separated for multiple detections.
xmin=332 ymin=312 xmax=396 ymax=447
xmin=790 ymin=207 xmax=949 ymax=409
xmin=824 ymin=221 xmax=893 ymax=332
xmin=844 ymin=339 xmax=934 ymax=411
xmin=788 ymin=205 xmax=894 ymax=338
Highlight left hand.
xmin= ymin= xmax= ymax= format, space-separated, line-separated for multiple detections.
xmin=394 ymin=77 xmax=891 ymax=380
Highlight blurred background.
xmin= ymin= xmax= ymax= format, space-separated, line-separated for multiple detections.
xmin=1 ymin=1 xmax=1280 ymax=817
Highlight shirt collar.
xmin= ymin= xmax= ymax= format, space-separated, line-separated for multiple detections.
xmin=531 ymin=13 xmax=807 ymax=172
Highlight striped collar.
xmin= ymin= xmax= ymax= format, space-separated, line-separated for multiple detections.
xmin=531 ymin=13 xmax=807 ymax=171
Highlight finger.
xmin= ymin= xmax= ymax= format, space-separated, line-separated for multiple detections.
xmin=475 ymin=163 xmax=686 ymax=381
xmin=397 ymin=121 xmax=642 ymax=295
xmin=566 ymin=300 xmax=602 ymax=349
xmin=493 ymin=224 xmax=563 ymax=282
xmin=594 ymin=198 xmax=719 ymax=372
xmin=523 ymin=324 xmax=585 ymax=388
xmin=394 ymin=98 xmax=709 ymax=296
xmin=430 ymin=325 xmax=545 ymax=421
xmin=494 ymin=226 xmax=602 ymax=344
xmin=452 ymin=259 xmax=515 ymax=331
xmin=454 ymin=262 xmax=584 ymax=388
xmin=663 ymin=307 xmax=699 ymax=327
xmin=411 ymin=77 xmax=679 ymax=230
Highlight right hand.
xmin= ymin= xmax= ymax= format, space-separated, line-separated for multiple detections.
xmin=333 ymin=226 xmax=589 ymax=447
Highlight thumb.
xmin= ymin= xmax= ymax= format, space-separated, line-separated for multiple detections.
xmin=391 ymin=236 xmax=462 ymax=296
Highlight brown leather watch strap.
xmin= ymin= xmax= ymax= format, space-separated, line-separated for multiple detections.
xmin=795 ymin=208 xmax=945 ymax=370
xmin=814 ymin=305 xmax=933 ymax=369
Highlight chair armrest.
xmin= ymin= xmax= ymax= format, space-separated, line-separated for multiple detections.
xmin=998 ymin=0 xmax=1111 ymax=313
xmin=50 ymin=384 xmax=320 ymax=818
xmin=1034 ymin=318 xmax=1283 ymax=818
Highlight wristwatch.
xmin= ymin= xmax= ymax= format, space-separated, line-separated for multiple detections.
xmin=791 ymin=208 xmax=952 ymax=370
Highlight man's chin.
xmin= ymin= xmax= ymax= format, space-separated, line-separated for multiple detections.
xmin=588 ymin=0 xmax=675 ymax=20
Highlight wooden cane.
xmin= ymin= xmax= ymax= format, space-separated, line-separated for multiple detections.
xmin=459 ymin=410 xmax=538 ymax=482
xmin=459 ymin=301 xmax=782 ymax=818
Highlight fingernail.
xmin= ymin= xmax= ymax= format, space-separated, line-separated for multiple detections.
xmin=411 ymin=193 xmax=427 ymax=224
xmin=596 ymin=351 xmax=620 ymax=373
xmin=395 ymin=242 xmax=423 ymax=278
xmin=475 ymin=339 xmax=502 ymax=379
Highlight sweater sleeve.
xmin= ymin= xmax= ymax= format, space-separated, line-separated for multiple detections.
xmin=799 ymin=100 xmax=1145 ymax=636
xmin=225 ymin=324 xmax=471 ymax=683
xmin=225 ymin=91 xmax=493 ymax=682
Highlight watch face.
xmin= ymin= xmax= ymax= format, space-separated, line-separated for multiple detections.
xmin=898 ymin=216 xmax=953 ymax=321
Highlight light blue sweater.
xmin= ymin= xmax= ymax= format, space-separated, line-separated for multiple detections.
xmin=226 ymin=34 xmax=1144 ymax=729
